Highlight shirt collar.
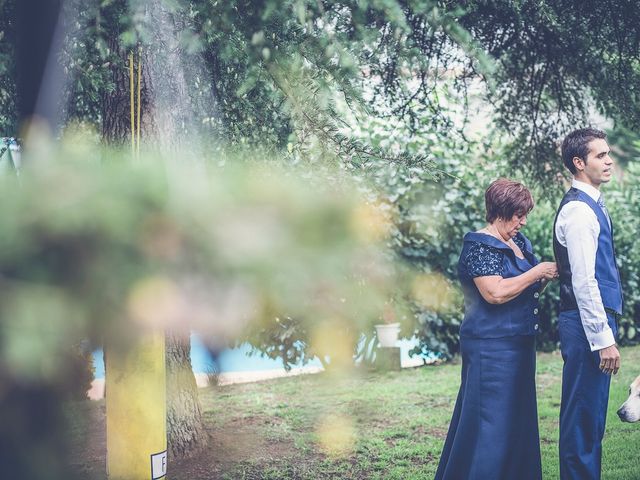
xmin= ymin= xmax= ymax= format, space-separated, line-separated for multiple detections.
xmin=571 ymin=179 xmax=601 ymax=202
xmin=464 ymin=231 xmax=530 ymax=253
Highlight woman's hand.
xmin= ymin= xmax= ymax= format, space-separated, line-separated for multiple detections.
xmin=535 ymin=262 xmax=558 ymax=281
xmin=474 ymin=262 xmax=558 ymax=305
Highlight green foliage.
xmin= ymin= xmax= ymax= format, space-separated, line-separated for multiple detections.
xmin=8 ymin=0 xmax=640 ymax=176
xmin=396 ymin=139 xmax=507 ymax=359
xmin=6 ymin=2 xmax=640 ymax=154
xmin=391 ymin=138 xmax=640 ymax=358
xmin=343 ymin=86 xmax=470 ymax=358
xmin=607 ymin=125 xmax=640 ymax=168
xmin=453 ymin=0 xmax=640 ymax=180
xmin=0 ymin=0 xmax=17 ymax=134
xmin=607 ymin=160 xmax=640 ymax=344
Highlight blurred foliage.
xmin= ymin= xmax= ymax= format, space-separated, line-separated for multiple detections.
xmin=0 ymin=144 xmax=403 ymax=370
xmin=68 ymin=344 xmax=95 ymax=401
xmin=0 ymin=142 xmax=407 ymax=477
xmin=385 ymin=133 xmax=640 ymax=359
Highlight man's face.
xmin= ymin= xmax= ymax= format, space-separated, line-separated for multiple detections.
xmin=575 ymin=138 xmax=613 ymax=187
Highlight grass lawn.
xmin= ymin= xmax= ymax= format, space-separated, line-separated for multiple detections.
xmin=70 ymin=344 xmax=640 ymax=479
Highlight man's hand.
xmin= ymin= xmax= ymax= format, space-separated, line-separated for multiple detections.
xmin=599 ymin=345 xmax=620 ymax=375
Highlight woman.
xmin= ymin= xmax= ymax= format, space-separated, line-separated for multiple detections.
xmin=434 ymin=178 xmax=558 ymax=480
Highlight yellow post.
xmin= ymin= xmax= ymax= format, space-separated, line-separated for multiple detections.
xmin=106 ymin=332 xmax=167 ymax=480
xmin=108 ymin=51 xmax=164 ymax=479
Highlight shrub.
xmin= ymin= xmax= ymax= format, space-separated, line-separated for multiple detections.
xmin=399 ymin=147 xmax=640 ymax=358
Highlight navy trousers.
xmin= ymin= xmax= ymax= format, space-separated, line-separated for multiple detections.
xmin=558 ymin=310 xmax=617 ymax=480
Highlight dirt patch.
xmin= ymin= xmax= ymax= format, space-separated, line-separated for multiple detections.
xmin=412 ymin=424 xmax=449 ymax=440
xmin=67 ymin=401 xmax=301 ymax=480
xmin=171 ymin=415 xmax=297 ymax=480
xmin=66 ymin=401 xmax=106 ymax=479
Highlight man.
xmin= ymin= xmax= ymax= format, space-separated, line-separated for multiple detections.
xmin=553 ymin=128 xmax=623 ymax=480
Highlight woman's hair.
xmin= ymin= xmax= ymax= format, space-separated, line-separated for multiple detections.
xmin=485 ymin=178 xmax=534 ymax=223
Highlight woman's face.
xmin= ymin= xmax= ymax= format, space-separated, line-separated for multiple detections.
xmin=497 ymin=213 xmax=527 ymax=239
xmin=504 ymin=213 xmax=527 ymax=238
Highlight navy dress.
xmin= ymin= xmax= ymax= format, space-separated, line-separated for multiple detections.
xmin=434 ymin=232 xmax=543 ymax=480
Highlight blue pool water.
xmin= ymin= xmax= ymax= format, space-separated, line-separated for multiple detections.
xmin=92 ymin=335 xmax=323 ymax=378
xmin=92 ymin=335 xmax=426 ymax=379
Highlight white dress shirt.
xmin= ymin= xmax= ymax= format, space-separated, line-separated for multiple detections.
xmin=555 ymin=179 xmax=616 ymax=351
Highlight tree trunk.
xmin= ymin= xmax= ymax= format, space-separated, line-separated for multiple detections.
xmin=100 ymin=2 xmax=208 ymax=461
xmin=165 ymin=330 xmax=206 ymax=460
xmin=101 ymin=38 xmax=158 ymax=145
xmin=145 ymin=0 xmax=209 ymax=458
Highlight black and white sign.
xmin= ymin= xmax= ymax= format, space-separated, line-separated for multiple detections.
xmin=150 ymin=450 xmax=167 ymax=479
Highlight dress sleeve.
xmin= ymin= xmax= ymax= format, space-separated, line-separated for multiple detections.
xmin=464 ymin=242 xmax=504 ymax=278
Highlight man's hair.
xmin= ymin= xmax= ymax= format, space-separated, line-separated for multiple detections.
xmin=485 ymin=178 xmax=534 ymax=223
xmin=561 ymin=128 xmax=607 ymax=174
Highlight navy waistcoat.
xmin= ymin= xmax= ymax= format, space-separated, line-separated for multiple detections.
xmin=458 ymin=232 xmax=541 ymax=339
xmin=552 ymin=188 xmax=623 ymax=315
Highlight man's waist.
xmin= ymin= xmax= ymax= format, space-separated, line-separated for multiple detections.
xmin=559 ymin=304 xmax=621 ymax=317
xmin=604 ymin=307 xmax=621 ymax=319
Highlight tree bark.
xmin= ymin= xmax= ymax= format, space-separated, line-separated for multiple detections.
xmin=165 ymin=330 xmax=206 ymax=460
xmin=100 ymin=2 xmax=208 ymax=461
xmin=101 ymin=37 xmax=158 ymax=145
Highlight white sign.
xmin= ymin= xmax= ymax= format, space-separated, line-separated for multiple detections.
xmin=151 ymin=450 xmax=167 ymax=479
